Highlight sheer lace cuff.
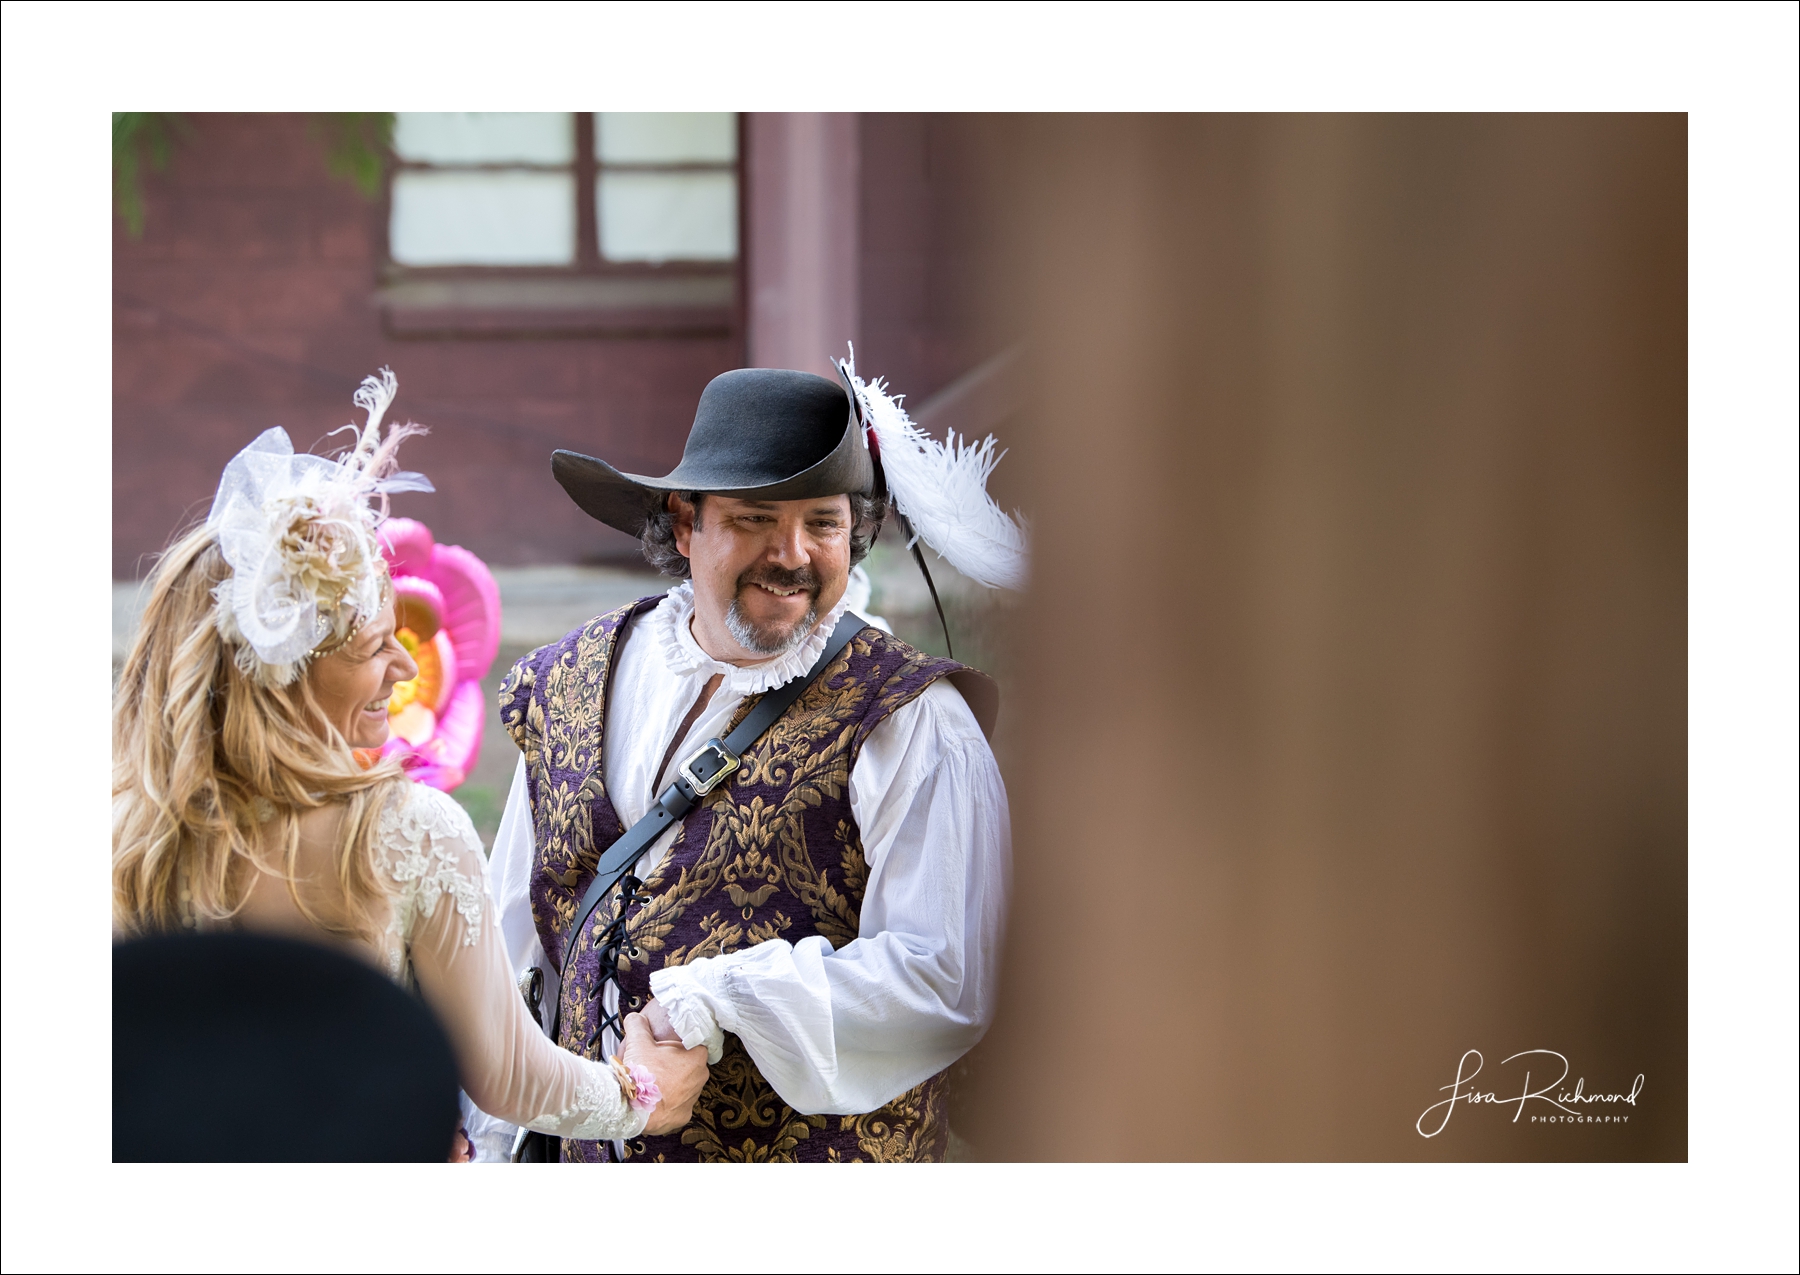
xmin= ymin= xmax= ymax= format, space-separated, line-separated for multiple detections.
xmin=520 ymin=1058 xmax=648 ymax=1142
xmin=651 ymin=964 xmax=727 ymax=1064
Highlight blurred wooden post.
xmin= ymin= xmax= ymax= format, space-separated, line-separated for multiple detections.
xmin=745 ymin=112 xmax=860 ymax=376
xmin=965 ymin=115 xmax=1685 ymax=1160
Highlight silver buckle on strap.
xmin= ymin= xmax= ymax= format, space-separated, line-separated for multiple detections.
xmin=678 ymin=738 xmax=740 ymax=796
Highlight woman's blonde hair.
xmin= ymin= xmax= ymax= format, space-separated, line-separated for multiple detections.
xmin=113 ymin=523 xmax=407 ymax=942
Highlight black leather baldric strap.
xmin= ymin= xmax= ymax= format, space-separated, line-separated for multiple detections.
xmin=547 ymin=609 xmax=868 ymax=1043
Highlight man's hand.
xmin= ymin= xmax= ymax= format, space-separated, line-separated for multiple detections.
xmin=622 ymin=1011 xmax=709 ymax=1136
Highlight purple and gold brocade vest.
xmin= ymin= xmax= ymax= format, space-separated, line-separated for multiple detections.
xmin=498 ymin=596 xmax=983 ymax=1163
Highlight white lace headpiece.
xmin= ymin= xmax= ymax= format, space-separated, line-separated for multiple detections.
xmin=207 ymin=368 xmax=433 ymax=687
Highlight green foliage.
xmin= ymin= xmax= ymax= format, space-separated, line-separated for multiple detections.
xmin=311 ymin=113 xmax=396 ymax=198
xmin=111 ymin=112 xmax=396 ymax=238
xmin=112 ymin=113 xmax=190 ymax=237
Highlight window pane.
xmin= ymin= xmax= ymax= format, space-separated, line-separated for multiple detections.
xmin=390 ymin=171 xmax=575 ymax=266
xmin=394 ymin=112 xmax=573 ymax=165
xmin=597 ymin=171 xmax=737 ymax=263
xmin=596 ymin=113 xmax=736 ymax=164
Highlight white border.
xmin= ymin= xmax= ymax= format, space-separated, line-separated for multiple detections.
xmin=3 ymin=3 xmax=1794 ymax=1271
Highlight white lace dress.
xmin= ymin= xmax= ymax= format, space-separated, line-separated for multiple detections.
xmin=368 ymin=782 xmax=643 ymax=1145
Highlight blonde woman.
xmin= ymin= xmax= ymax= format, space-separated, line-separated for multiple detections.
xmin=113 ymin=370 xmax=707 ymax=1158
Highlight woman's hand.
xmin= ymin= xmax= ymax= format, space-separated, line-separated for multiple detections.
xmin=642 ymin=997 xmax=682 ymax=1044
xmin=621 ymin=1011 xmax=709 ymax=1136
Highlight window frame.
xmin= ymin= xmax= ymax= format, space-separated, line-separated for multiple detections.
xmin=376 ymin=111 xmax=745 ymax=343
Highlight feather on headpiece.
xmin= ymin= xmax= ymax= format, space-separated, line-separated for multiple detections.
xmin=207 ymin=368 xmax=433 ymax=687
xmin=837 ymin=347 xmax=1028 ymax=591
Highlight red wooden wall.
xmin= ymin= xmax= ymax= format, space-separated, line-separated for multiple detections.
xmin=111 ymin=113 xmax=739 ymax=578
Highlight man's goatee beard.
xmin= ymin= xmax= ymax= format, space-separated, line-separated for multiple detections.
xmin=725 ymin=596 xmax=819 ymax=655
xmin=726 ymin=563 xmax=824 ymax=655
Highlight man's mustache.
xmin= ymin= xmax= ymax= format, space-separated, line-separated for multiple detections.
xmin=737 ymin=564 xmax=821 ymax=595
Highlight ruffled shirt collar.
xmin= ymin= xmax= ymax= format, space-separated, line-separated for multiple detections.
xmin=648 ymin=580 xmax=853 ymax=695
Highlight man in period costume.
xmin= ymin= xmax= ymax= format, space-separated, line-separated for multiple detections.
xmin=467 ymin=355 xmax=1023 ymax=1162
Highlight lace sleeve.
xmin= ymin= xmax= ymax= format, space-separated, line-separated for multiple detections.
xmin=383 ymin=786 xmax=647 ymax=1143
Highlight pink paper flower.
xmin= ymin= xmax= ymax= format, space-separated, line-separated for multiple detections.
xmin=375 ymin=518 xmax=501 ymax=793
xmin=626 ymin=1064 xmax=661 ymax=1112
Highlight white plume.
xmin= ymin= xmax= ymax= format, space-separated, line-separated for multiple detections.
xmin=839 ymin=348 xmax=1028 ymax=590
xmin=350 ymin=366 xmax=397 ymax=458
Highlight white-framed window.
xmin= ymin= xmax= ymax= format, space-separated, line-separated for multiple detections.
xmin=388 ymin=112 xmax=739 ymax=270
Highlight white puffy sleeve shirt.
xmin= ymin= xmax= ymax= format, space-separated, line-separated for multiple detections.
xmin=470 ymin=582 xmax=1010 ymax=1155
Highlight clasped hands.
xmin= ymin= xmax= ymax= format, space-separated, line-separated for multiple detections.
xmin=620 ymin=997 xmax=710 ymax=1136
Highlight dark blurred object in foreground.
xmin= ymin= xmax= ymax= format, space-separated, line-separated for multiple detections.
xmin=114 ymin=932 xmax=459 ymax=1162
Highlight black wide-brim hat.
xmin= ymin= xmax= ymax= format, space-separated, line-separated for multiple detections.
xmin=553 ymin=367 xmax=874 ymax=537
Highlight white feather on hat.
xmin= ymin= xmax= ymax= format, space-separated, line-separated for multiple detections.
xmin=837 ymin=347 xmax=1028 ymax=591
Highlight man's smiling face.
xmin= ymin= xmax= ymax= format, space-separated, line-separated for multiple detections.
xmin=672 ymin=492 xmax=853 ymax=662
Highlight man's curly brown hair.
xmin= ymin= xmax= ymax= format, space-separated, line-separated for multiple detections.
xmin=640 ymin=491 xmax=887 ymax=579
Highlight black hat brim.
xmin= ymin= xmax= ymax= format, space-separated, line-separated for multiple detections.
xmin=553 ymin=392 xmax=874 ymax=538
